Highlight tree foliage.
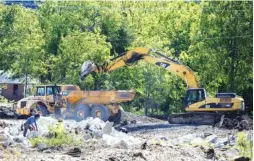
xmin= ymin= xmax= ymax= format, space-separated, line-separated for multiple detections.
xmin=0 ymin=1 xmax=252 ymax=114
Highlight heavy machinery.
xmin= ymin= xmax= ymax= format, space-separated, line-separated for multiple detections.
xmin=16 ymin=84 xmax=135 ymax=123
xmin=81 ymin=47 xmax=248 ymax=126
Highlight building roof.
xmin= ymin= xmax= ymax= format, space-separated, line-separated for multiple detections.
xmin=0 ymin=71 xmax=38 ymax=84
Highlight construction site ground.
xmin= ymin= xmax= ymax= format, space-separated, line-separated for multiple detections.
xmin=0 ymin=112 xmax=252 ymax=161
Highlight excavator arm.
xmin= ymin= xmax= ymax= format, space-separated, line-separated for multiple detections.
xmin=81 ymin=47 xmax=200 ymax=88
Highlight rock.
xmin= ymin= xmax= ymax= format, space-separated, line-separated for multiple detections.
xmin=130 ymin=120 xmax=137 ymax=124
xmin=66 ymin=147 xmax=82 ymax=157
xmin=92 ymin=129 xmax=103 ymax=138
xmin=43 ymin=149 xmax=52 ymax=153
xmin=200 ymin=146 xmax=215 ymax=159
xmin=0 ymin=135 xmax=7 ymax=142
xmin=190 ymin=137 xmax=205 ymax=146
xmin=102 ymin=122 xmax=113 ymax=134
xmin=141 ymin=142 xmax=147 ymax=149
xmin=13 ymin=136 xmax=24 ymax=143
xmin=147 ymin=138 xmax=167 ymax=146
xmin=119 ymin=127 xmax=128 ymax=133
xmin=204 ymin=133 xmax=212 ymax=138
xmin=9 ymin=127 xmax=19 ymax=136
xmin=113 ymin=140 xmax=128 ymax=149
xmin=3 ymin=136 xmax=14 ymax=147
xmin=174 ymin=134 xmax=199 ymax=145
xmin=0 ymin=121 xmax=8 ymax=128
xmin=83 ymin=133 xmax=92 ymax=140
xmin=228 ymin=135 xmax=236 ymax=146
xmin=108 ymin=157 xmax=120 ymax=161
xmin=22 ymin=139 xmax=32 ymax=148
xmin=215 ymin=138 xmax=228 ymax=148
xmin=27 ymin=131 xmax=39 ymax=139
xmin=133 ymin=152 xmax=146 ymax=160
xmin=38 ymin=142 xmax=47 ymax=151
xmin=205 ymin=135 xmax=218 ymax=143
xmin=231 ymin=156 xmax=250 ymax=161
xmin=247 ymin=130 xmax=253 ymax=142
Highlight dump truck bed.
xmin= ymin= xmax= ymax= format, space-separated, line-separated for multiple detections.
xmin=66 ymin=90 xmax=135 ymax=105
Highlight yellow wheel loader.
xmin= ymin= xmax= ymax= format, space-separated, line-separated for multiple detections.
xmin=81 ymin=47 xmax=247 ymax=126
xmin=16 ymin=84 xmax=135 ymax=123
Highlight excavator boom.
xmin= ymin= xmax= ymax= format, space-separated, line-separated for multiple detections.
xmin=81 ymin=47 xmax=200 ymax=88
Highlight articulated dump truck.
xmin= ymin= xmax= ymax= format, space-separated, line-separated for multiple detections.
xmin=16 ymin=85 xmax=135 ymax=123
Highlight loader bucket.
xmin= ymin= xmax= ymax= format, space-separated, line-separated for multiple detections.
xmin=81 ymin=61 xmax=96 ymax=80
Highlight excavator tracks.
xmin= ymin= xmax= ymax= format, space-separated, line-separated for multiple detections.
xmin=168 ymin=112 xmax=252 ymax=130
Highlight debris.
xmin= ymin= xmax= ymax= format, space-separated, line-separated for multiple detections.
xmin=204 ymin=133 xmax=212 ymax=138
xmin=108 ymin=157 xmax=120 ymax=161
xmin=133 ymin=152 xmax=146 ymax=160
xmin=190 ymin=137 xmax=204 ymax=146
xmin=38 ymin=143 xmax=47 ymax=151
xmin=200 ymin=146 xmax=215 ymax=159
xmin=102 ymin=122 xmax=113 ymax=134
xmin=13 ymin=136 xmax=24 ymax=143
xmin=113 ymin=140 xmax=128 ymax=149
xmin=231 ymin=156 xmax=250 ymax=161
xmin=0 ymin=121 xmax=8 ymax=128
xmin=9 ymin=127 xmax=19 ymax=136
xmin=83 ymin=132 xmax=92 ymax=140
xmin=66 ymin=147 xmax=82 ymax=157
xmin=3 ymin=135 xmax=14 ymax=147
xmin=215 ymin=138 xmax=229 ymax=148
xmin=141 ymin=141 xmax=147 ymax=149
xmin=205 ymin=135 xmax=218 ymax=143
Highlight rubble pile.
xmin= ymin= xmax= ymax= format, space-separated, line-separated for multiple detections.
xmin=0 ymin=120 xmax=31 ymax=148
xmin=64 ymin=117 xmax=141 ymax=149
xmin=0 ymin=117 xmax=141 ymax=150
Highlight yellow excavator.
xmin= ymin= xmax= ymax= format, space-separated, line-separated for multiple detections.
xmin=81 ymin=47 xmax=246 ymax=125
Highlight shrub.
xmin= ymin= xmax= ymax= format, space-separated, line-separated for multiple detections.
xmin=30 ymin=122 xmax=82 ymax=147
xmin=237 ymin=132 xmax=253 ymax=159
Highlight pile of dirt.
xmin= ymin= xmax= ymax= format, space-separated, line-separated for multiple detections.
xmin=123 ymin=112 xmax=166 ymax=124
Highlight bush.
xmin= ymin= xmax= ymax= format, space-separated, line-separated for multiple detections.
xmin=30 ymin=122 xmax=82 ymax=147
xmin=237 ymin=132 xmax=253 ymax=159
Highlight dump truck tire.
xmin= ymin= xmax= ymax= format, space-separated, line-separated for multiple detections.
xmin=108 ymin=107 xmax=125 ymax=124
xmin=90 ymin=105 xmax=110 ymax=122
xmin=74 ymin=104 xmax=91 ymax=122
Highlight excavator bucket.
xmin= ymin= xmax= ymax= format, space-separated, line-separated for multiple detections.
xmin=81 ymin=61 xmax=96 ymax=80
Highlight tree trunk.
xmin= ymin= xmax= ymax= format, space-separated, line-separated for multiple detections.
xmin=24 ymin=72 xmax=27 ymax=97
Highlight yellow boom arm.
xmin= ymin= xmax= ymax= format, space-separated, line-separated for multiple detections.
xmin=81 ymin=47 xmax=200 ymax=88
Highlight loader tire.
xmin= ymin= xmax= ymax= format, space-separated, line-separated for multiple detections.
xmin=74 ymin=104 xmax=91 ymax=122
xmin=90 ymin=105 xmax=110 ymax=122
xmin=35 ymin=104 xmax=49 ymax=116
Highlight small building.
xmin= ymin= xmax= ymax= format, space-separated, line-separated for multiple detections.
xmin=0 ymin=71 xmax=37 ymax=101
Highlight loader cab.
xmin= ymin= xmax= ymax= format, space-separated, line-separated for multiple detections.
xmin=185 ymin=88 xmax=207 ymax=106
xmin=36 ymin=85 xmax=60 ymax=96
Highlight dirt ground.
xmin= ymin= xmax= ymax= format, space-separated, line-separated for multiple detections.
xmin=0 ymin=113 xmax=252 ymax=161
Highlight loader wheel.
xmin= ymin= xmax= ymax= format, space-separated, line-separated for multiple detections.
xmin=90 ymin=105 xmax=110 ymax=122
xmin=108 ymin=108 xmax=125 ymax=124
xmin=74 ymin=104 xmax=91 ymax=122
xmin=34 ymin=103 xmax=49 ymax=116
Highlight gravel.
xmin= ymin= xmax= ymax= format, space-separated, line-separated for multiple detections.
xmin=0 ymin=112 xmax=252 ymax=161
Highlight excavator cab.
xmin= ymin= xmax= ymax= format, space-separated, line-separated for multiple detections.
xmin=185 ymin=88 xmax=207 ymax=107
